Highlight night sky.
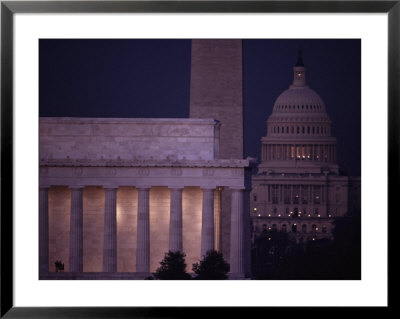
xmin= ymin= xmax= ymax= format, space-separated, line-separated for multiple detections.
xmin=39 ymin=39 xmax=361 ymax=176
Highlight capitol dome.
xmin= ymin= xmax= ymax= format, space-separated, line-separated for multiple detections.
xmin=273 ymin=87 xmax=326 ymax=114
xmin=259 ymin=50 xmax=339 ymax=175
xmin=266 ymin=50 xmax=332 ymax=136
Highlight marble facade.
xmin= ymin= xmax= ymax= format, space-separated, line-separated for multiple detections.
xmin=39 ymin=117 xmax=253 ymax=279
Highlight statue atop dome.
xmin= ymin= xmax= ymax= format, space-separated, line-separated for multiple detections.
xmin=295 ymin=49 xmax=304 ymax=67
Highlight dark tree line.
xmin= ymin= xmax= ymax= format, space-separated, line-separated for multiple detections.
xmin=150 ymin=250 xmax=230 ymax=280
xmin=252 ymin=215 xmax=361 ymax=280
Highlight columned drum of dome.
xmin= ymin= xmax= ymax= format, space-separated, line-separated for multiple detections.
xmin=251 ymin=52 xmax=353 ymax=246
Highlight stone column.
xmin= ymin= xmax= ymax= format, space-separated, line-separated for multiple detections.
xmin=69 ymin=186 xmax=84 ymax=273
xmin=169 ymin=187 xmax=183 ymax=252
xmin=230 ymin=188 xmax=245 ymax=278
xmin=214 ymin=188 xmax=222 ymax=252
xmin=103 ymin=187 xmax=117 ymax=272
xmin=136 ymin=187 xmax=151 ymax=274
xmin=243 ymin=189 xmax=252 ymax=278
xmin=39 ymin=187 xmax=49 ymax=276
xmin=201 ymin=188 xmax=215 ymax=258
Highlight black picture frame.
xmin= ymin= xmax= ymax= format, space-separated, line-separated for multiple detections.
xmin=1 ymin=1 xmax=395 ymax=317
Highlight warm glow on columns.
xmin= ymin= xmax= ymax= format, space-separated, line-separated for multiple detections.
xmin=69 ymin=186 xmax=84 ymax=273
xmin=136 ymin=187 xmax=151 ymax=274
xmin=201 ymin=188 xmax=215 ymax=258
xmin=214 ymin=187 xmax=222 ymax=252
xmin=103 ymin=187 xmax=117 ymax=273
xmin=169 ymin=188 xmax=183 ymax=252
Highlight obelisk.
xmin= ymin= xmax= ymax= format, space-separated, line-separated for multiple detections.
xmin=189 ymin=39 xmax=244 ymax=263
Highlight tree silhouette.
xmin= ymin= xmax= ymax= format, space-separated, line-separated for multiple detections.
xmin=153 ymin=250 xmax=191 ymax=280
xmin=277 ymin=215 xmax=361 ymax=279
xmin=192 ymin=250 xmax=230 ymax=280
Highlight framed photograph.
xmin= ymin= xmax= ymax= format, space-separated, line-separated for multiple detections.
xmin=1 ymin=0 xmax=394 ymax=317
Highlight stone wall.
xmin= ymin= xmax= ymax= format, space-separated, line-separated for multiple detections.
xmin=40 ymin=118 xmax=220 ymax=161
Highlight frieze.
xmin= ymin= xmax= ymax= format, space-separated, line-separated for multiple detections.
xmin=103 ymin=168 xmax=117 ymax=177
xmin=202 ymin=168 xmax=215 ymax=176
xmin=171 ymin=167 xmax=183 ymax=176
xmin=74 ymin=167 xmax=83 ymax=176
xmin=39 ymin=167 xmax=48 ymax=176
xmin=39 ymin=157 xmax=256 ymax=169
xmin=231 ymin=169 xmax=243 ymax=177
xmin=138 ymin=168 xmax=150 ymax=176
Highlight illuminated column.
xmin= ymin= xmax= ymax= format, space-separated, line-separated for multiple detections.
xmin=230 ymin=188 xmax=245 ymax=277
xmin=39 ymin=186 xmax=49 ymax=276
xmin=201 ymin=188 xmax=215 ymax=257
xmin=69 ymin=186 xmax=84 ymax=273
xmin=136 ymin=187 xmax=151 ymax=273
xmin=169 ymin=187 xmax=183 ymax=252
xmin=214 ymin=187 xmax=222 ymax=251
xmin=103 ymin=187 xmax=117 ymax=272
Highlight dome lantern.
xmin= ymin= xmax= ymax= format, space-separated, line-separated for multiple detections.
xmin=292 ymin=49 xmax=306 ymax=88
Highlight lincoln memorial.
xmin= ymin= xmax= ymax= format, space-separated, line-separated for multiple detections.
xmin=39 ymin=117 xmax=253 ymax=279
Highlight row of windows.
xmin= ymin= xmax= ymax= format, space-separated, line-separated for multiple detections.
xmin=275 ymin=104 xmax=323 ymax=111
xmin=259 ymin=223 xmax=327 ymax=233
xmin=269 ymin=125 xmax=329 ymax=135
xmin=254 ymin=207 xmax=324 ymax=218
xmin=262 ymin=144 xmax=336 ymax=162
xmin=258 ymin=184 xmax=324 ymax=204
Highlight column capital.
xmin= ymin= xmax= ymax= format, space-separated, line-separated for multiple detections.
xmin=103 ymin=185 xmax=119 ymax=190
xmin=168 ymin=187 xmax=184 ymax=191
xmin=69 ymin=185 xmax=85 ymax=190
xmin=201 ymin=187 xmax=216 ymax=192
xmin=136 ymin=186 xmax=152 ymax=191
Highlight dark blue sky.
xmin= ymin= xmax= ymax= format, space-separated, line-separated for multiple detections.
xmin=39 ymin=39 xmax=361 ymax=176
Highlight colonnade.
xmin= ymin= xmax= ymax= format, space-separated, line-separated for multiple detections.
xmin=39 ymin=185 xmax=249 ymax=278
xmin=262 ymin=144 xmax=336 ymax=161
